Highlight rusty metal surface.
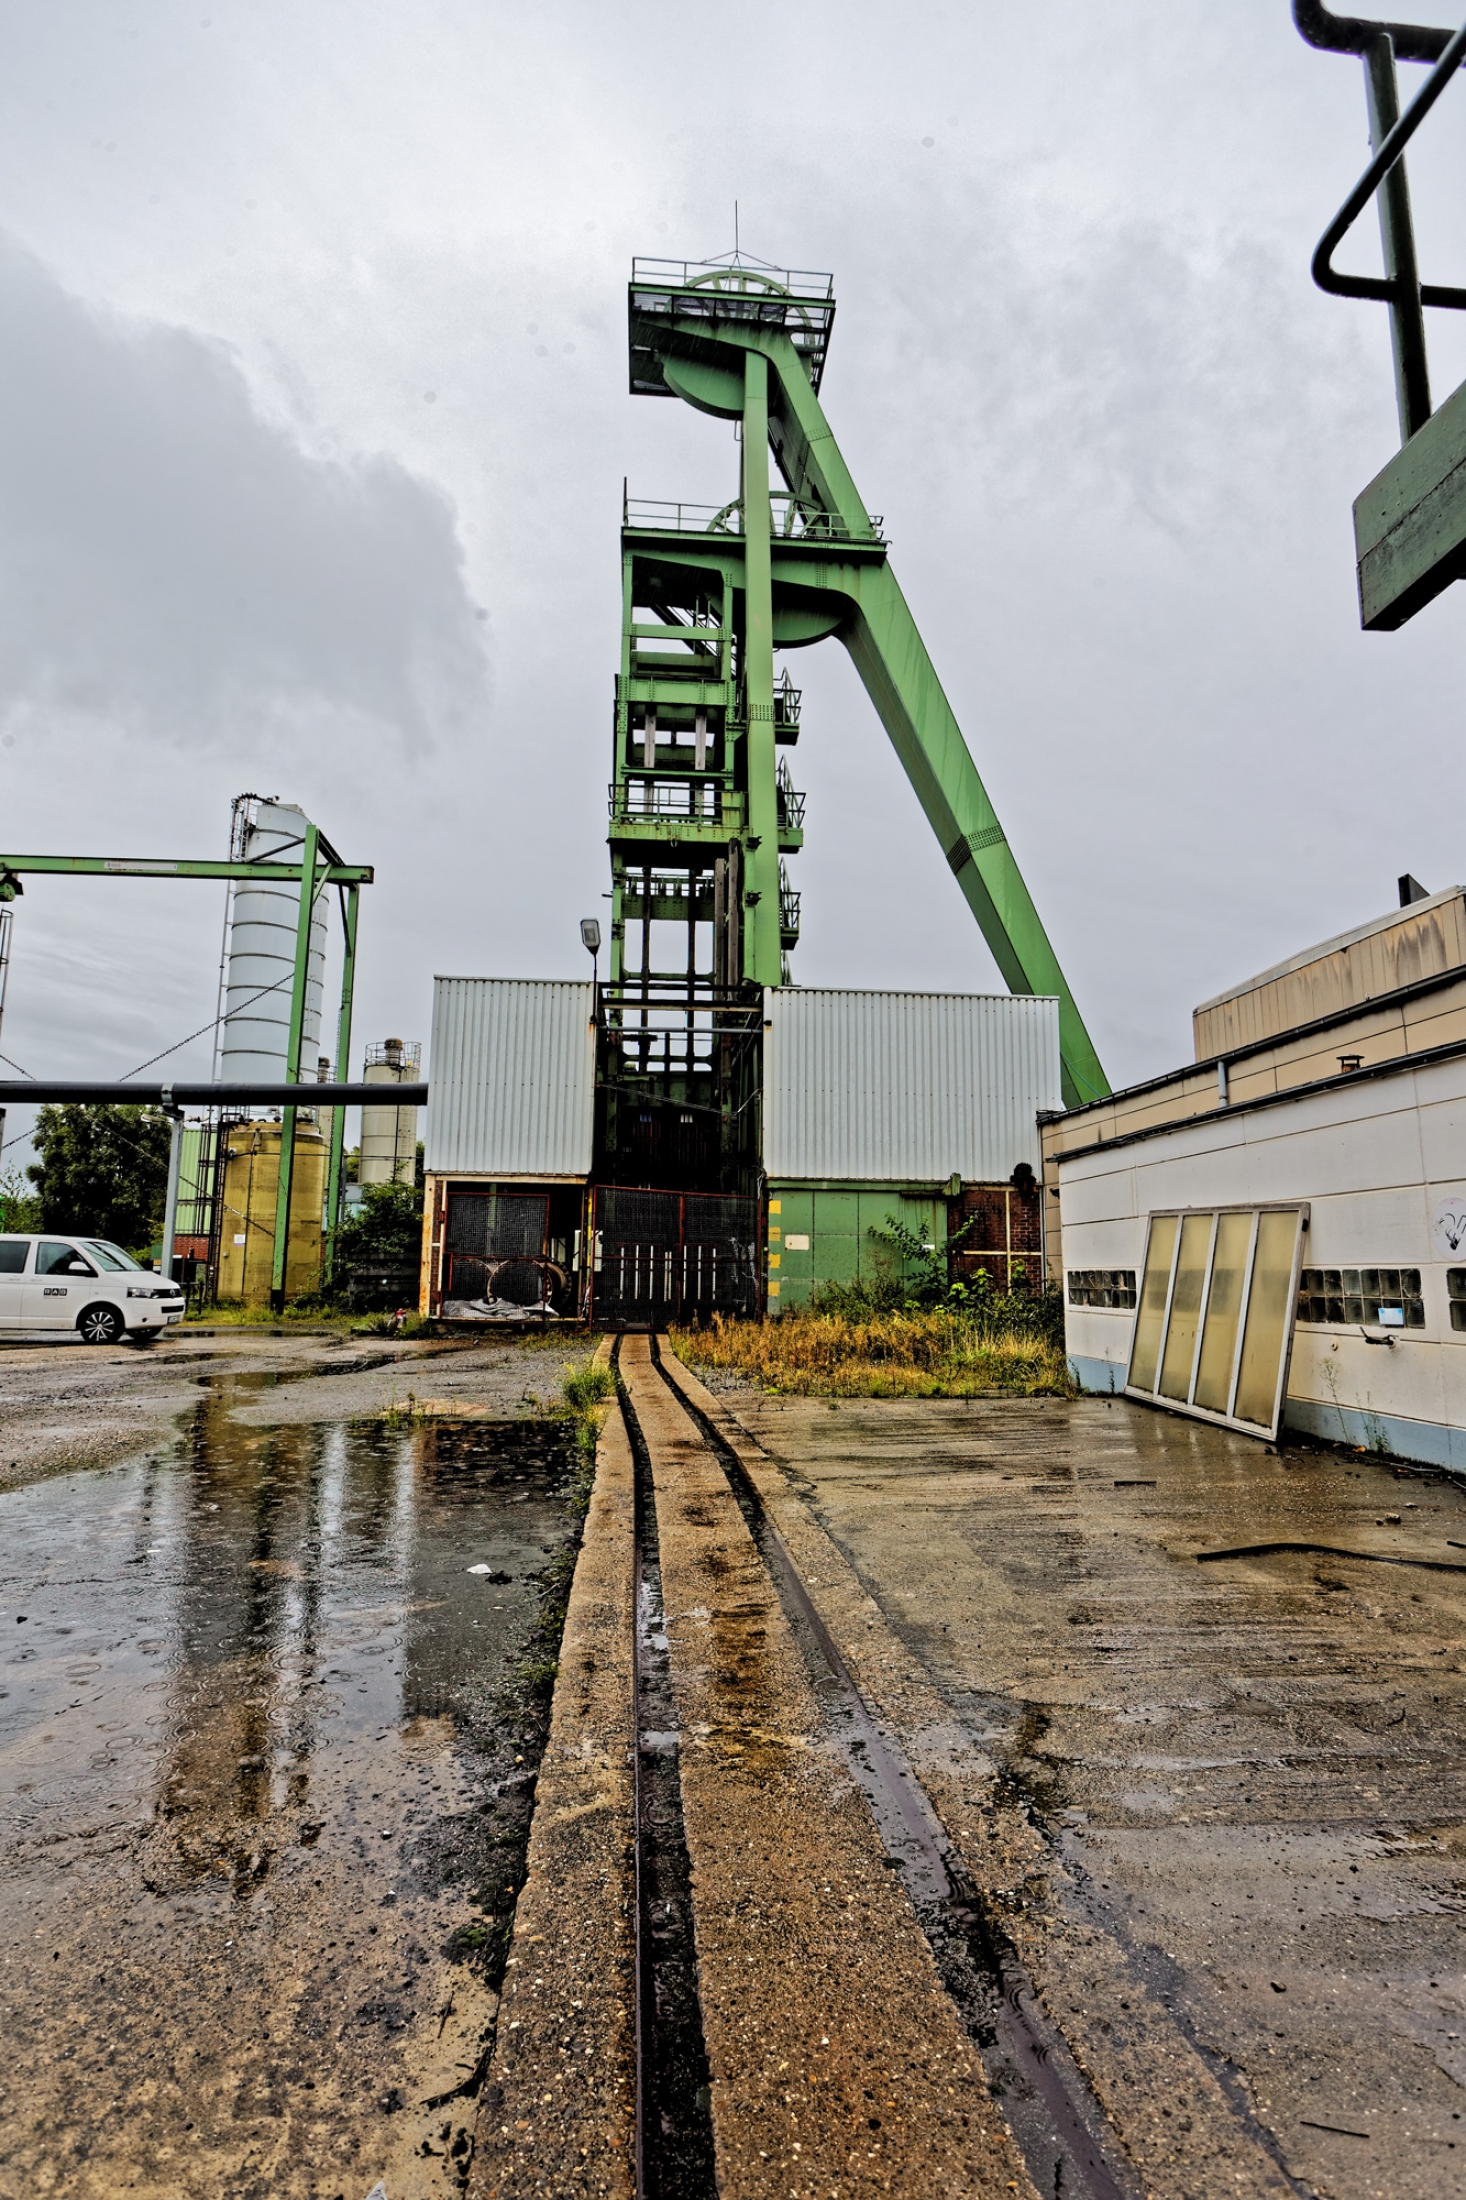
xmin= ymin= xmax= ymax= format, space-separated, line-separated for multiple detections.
xmin=617 ymin=1333 xmax=1037 ymax=2199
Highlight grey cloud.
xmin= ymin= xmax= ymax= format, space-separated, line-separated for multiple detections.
xmin=0 ymin=235 xmax=487 ymax=746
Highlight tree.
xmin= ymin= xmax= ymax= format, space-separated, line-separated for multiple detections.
xmin=0 ymin=1165 xmax=41 ymax=1232
xmin=27 ymin=1103 xmax=171 ymax=1248
xmin=331 ymin=1179 xmax=424 ymax=1302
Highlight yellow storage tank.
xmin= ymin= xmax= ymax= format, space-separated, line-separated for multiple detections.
xmin=216 ymin=1118 xmax=327 ymax=1306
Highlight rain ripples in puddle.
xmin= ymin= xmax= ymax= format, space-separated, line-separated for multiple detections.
xmin=0 ymin=1375 xmax=577 ymax=2199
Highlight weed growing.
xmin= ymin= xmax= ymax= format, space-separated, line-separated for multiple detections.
xmin=668 ymin=1307 xmax=1070 ymax=1398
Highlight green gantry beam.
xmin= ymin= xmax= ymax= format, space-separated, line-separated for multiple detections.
xmin=622 ymin=260 xmax=1109 ymax=1110
xmin=1 ymin=843 xmax=372 ymax=1306
xmin=0 ymin=854 xmax=373 ymax=884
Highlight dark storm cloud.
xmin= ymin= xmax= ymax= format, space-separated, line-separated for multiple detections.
xmin=0 ymin=235 xmax=487 ymax=747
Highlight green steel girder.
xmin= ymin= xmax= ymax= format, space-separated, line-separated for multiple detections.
xmin=0 ymin=852 xmax=373 ymax=884
xmin=622 ymin=291 xmax=1109 ymax=1108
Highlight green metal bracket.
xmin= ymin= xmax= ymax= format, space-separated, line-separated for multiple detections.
xmin=322 ymin=883 xmax=360 ymax=1291
xmin=270 ymin=822 xmax=322 ymax=1312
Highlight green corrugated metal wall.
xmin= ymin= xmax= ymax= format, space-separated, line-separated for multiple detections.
xmin=765 ymin=1184 xmax=948 ymax=1311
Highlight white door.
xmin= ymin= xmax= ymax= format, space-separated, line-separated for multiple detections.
xmin=0 ymin=1237 xmax=30 ymax=1329
xmin=24 ymin=1240 xmax=99 ymax=1328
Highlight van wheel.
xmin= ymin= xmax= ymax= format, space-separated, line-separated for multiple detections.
xmin=78 ymin=1304 xmax=124 ymax=1346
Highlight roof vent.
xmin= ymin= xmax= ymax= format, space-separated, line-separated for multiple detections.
xmin=1399 ymin=872 xmax=1430 ymax=907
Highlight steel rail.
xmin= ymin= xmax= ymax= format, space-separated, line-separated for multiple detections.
xmin=640 ymin=1337 xmax=1138 ymax=2200
xmin=1311 ymin=16 xmax=1466 ymax=308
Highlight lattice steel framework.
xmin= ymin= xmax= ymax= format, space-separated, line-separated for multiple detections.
xmin=606 ymin=255 xmax=1108 ymax=1114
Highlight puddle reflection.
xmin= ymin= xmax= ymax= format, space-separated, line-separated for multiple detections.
xmin=1 ymin=1378 xmax=571 ymax=1875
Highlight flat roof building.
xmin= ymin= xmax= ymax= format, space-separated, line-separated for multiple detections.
xmin=1044 ymin=885 xmax=1466 ymax=1468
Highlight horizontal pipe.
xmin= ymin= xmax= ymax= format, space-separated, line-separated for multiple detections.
xmin=1294 ymin=0 xmax=1459 ymax=63
xmin=0 ymin=1081 xmax=429 ymax=1107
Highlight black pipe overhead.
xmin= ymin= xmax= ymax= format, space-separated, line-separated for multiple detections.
xmin=0 ymin=1082 xmax=429 ymax=1107
xmin=1294 ymin=1 xmax=1460 ymax=63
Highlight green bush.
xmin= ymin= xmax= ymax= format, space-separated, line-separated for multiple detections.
xmin=824 ymin=1213 xmax=1065 ymax=1349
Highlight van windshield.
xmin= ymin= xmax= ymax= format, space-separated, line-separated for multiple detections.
xmin=84 ymin=1241 xmax=144 ymax=1272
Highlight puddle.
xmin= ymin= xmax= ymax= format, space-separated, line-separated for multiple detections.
xmin=0 ymin=1381 xmax=578 ymax=2198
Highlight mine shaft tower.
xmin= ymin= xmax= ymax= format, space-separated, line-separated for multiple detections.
xmin=602 ymin=255 xmax=1107 ymax=1185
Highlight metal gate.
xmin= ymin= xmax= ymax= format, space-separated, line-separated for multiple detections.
xmin=589 ymin=1187 xmax=759 ymax=1327
xmin=442 ymin=1190 xmax=553 ymax=1311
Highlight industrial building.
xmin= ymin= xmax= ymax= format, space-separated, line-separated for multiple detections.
xmin=1047 ymin=881 xmax=1466 ymax=1466
xmin=420 ymin=977 xmax=1059 ymax=1324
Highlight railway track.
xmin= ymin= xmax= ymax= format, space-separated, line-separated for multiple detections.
xmin=472 ymin=1339 xmax=1290 ymax=2200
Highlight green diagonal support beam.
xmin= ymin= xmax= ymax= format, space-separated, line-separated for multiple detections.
xmin=270 ymin=822 xmax=322 ymax=1311
xmin=627 ymin=272 xmax=1109 ymax=1109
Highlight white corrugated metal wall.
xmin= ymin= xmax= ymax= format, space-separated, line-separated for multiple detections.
xmin=426 ymin=978 xmax=595 ymax=1176
xmin=762 ymin=987 xmax=1061 ymax=1181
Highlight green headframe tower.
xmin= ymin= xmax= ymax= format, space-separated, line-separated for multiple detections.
xmin=602 ymin=253 xmax=1107 ymax=1175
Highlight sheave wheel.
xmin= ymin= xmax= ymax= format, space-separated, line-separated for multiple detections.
xmin=79 ymin=1303 xmax=125 ymax=1347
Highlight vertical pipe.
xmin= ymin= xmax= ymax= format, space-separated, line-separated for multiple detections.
xmin=642 ymin=708 xmax=656 ymax=770
xmin=694 ymin=708 xmax=708 ymax=771
xmin=323 ymin=882 xmax=359 ymax=1291
xmin=1364 ymin=33 xmax=1432 ymax=441
xmin=159 ymin=1104 xmax=184 ymax=1283
xmin=741 ymin=350 xmax=781 ymax=987
xmin=271 ymin=824 xmax=321 ymax=1311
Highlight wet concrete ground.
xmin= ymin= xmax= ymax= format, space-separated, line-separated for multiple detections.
xmin=0 ymin=1334 xmax=589 ymax=2200
xmin=722 ymin=1388 xmax=1466 ymax=2199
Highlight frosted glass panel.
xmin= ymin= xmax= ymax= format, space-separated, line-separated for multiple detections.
xmin=1128 ymin=1215 xmax=1177 ymax=1394
xmin=1233 ymin=1209 xmax=1302 ymax=1431
xmin=1193 ymin=1210 xmax=1254 ymax=1414
xmin=1159 ymin=1214 xmax=1213 ymax=1401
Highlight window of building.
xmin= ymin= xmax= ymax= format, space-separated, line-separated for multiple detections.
xmin=1066 ymin=1269 xmax=1137 ymax=1309
xmin=1446 ymin=1270 xmax=1466 ymax=1331
xmin=1127 ymin=1206 xmax=1307 ymax=1440
xmin=1297 ymin=1268 xmax=1424 ymax=1329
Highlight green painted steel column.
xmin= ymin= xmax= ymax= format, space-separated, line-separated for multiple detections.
xmin=322 ymin=882 xmax=359 ymax=1290
xmin=741 ymin=352 xmax=781 ymax=986
xmin=270 ymin=821 xmax=320 ymax=1311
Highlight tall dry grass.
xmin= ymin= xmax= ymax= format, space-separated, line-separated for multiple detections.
xmin=666 ymin=1308 xmax=1070 ymax=1398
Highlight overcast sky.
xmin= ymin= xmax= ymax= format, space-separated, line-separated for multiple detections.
xmin=2 ymin=0 xmax=1466 ymax=1160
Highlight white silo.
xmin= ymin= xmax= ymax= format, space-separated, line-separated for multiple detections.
xmin=219 ymin=802 xmax=328 ymax=1082
xmin=360 ymin=1039 xmax=421 ymax=1184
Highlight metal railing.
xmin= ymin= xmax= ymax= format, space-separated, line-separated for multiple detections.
xmin=609 ymin=779 xmax=729 ymax=824
xmin=625 ymin=490 xmax=883 ymax=542
xmin=776 ymin=757 xmax=806 ymax=829
xmin=1297 ymin=3 xmax=1466 ymax=442
xmin=630 ymin=256 xmax=834 ymax=301
xmin=776 ymin=670 xmax=802 ymax=728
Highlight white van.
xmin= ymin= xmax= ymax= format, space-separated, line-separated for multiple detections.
xmin=0 ymin=1234 xmax=185 ymax=1345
